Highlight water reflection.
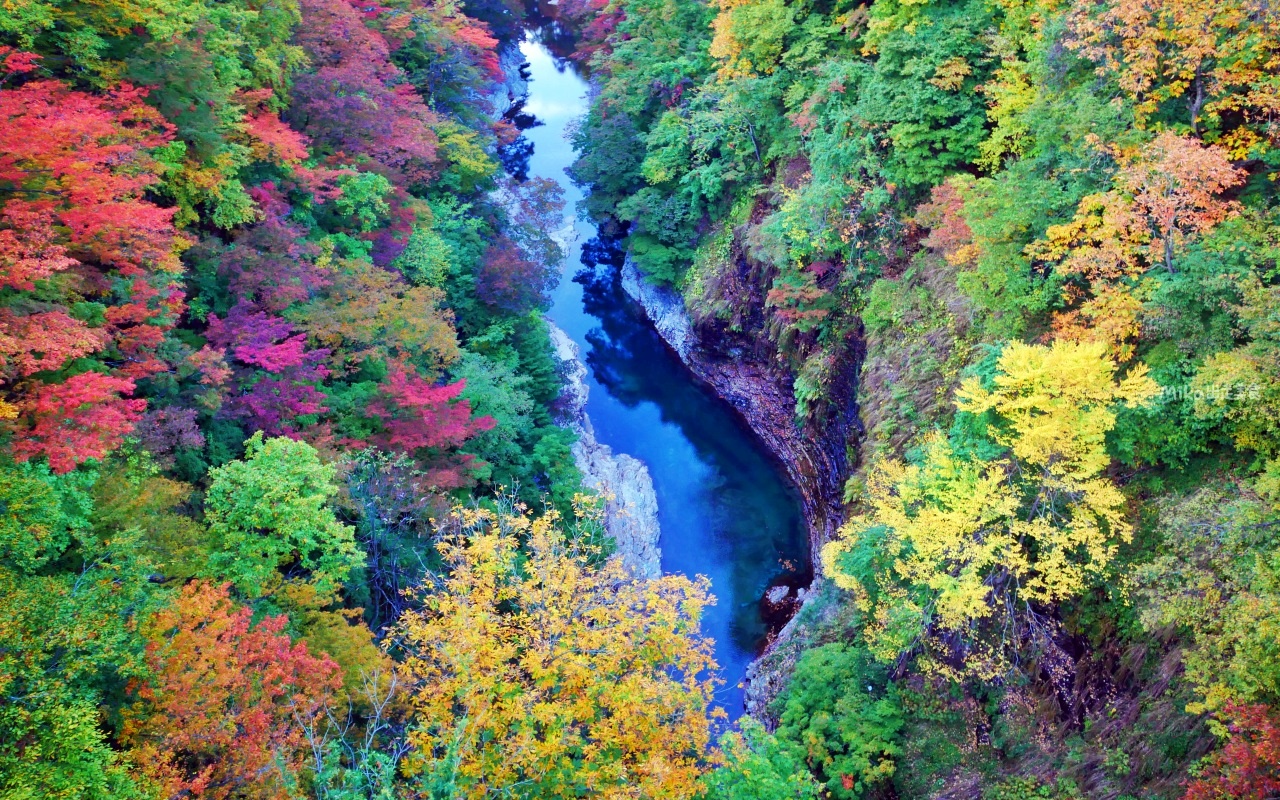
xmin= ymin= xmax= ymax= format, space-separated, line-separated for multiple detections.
xmin=519 ymin=37 xmax=807 ymax=717
xmin=497 ymin=95 xmax=540 ymax=182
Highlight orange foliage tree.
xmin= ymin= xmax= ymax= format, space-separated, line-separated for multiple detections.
xmin=1029 ymin=132 xmax=1242 ymax=357
xmin=1069 ymin=0 xmax=1280 ymax=153
xmin=122 ymin=582 xmax=341 ymax=800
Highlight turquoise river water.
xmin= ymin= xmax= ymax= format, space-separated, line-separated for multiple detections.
xmin=516 ymin=35 xmax=808 ymax=718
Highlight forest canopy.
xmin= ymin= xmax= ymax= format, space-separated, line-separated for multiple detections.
xmin=4 ymin=0 xmax=1280 ymax=794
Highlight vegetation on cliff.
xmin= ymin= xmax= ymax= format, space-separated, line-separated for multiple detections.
xmin=563 ymin=0 xmax=1280 ymax=793
xmin=5 ymin=0 xmax=1280 ymax=793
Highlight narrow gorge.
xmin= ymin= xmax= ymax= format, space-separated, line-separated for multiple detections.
xmin=6 ymin=0 xmax=1274 ymax=791
xmin=512 ymin=35 xmax=817 ymax=717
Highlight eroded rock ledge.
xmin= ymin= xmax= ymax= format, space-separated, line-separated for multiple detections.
xmin=619 ymin=256 xmax=860 ymax=720
xmin=619 ymin=257 xmax=853 ymax=563
xmin=548 ymin=322 xmax=662 ymax=579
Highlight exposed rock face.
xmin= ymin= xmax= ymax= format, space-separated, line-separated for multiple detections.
xmin=491 ymin=44 xmax=530 ymax=119
xmin=618 ymin=254 xmax=861 ymax=722
xmin=620 ymin=261 xmax=693 ymax=361
xmin=548 ymin=323 xmax=662 ymax=579
xmin=572 ymin=436 xmax=662 ymax=579
xmin=743 ymin=583 xmax=835 ymax=721
xmin=618 ymin=255 xmax=855 ymax=562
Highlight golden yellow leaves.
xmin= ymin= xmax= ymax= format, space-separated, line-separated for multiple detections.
xmin=956 ymin=339 xmax=1160 ymax=479
xmin=709 ymin=0 xmax=793 ymax=79
xmin=928 ymin=57 xmax=973 ymax=91
xmin=1068 ymin=0 xmax=1280 ymax=141
xmin=957 ymin=341 xmax=1157 ymax=607
xmin=976 ymin=59 xmax=1036 ymax=170
xmin=823 ymin=340 xmax=1158 ymax=670
xmin=396 ymin=501 xmax=719 ymax=799
xmin=708 ymin=0 xmax=752 ymax=76
xmin=837 ymin=433 xmax=1021 ymax=629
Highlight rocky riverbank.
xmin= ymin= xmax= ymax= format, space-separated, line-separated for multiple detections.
xmin=618 ymin=256 xmax=860 ymax=720
xmin=491 ymin=44 xmax=530 ymax=118
xmin=619 ymin=257 xmax=854 ymax=566
xmin=548 ymin=322 xmax=662 ymax=579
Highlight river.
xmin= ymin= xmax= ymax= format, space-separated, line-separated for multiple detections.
xmin=514 ymin=35 xmax=808 ymax=718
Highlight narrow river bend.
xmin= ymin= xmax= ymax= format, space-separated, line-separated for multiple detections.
xmin=515 ymin=36 xmax=809 ymax=718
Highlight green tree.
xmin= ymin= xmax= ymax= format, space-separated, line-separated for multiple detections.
xmin=0 ymin=471 xmax=158 ymax=798
xmin=0 ymin=460 xmax=93 ymax=574
xmin=205 ymin=433 xmax=363 ymax=598
xmin=701 ymin=719 xmax=823 ymax=799
xmin=1133 ymin=486 xmax=1280 ymax=715
xmin=772 ymin=643 xmax=904 ymax=799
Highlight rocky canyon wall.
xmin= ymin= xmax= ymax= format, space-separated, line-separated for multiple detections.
xmin=619 ymin=258 xmax=857 ymax=567
xmin=619 ymin=257 xmax=862 ymax=721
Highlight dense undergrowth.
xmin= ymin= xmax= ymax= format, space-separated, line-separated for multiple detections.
xmin=557 ymin=0 xmax=1280 ymax=795
xmin=4 ymin=0 xmax=1280 ymax=795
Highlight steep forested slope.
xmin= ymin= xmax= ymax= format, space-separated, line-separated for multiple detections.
xmin=5 ymin=0 xmax=1280 ymax=795
xmin=0 ymin=1 xmax=726 ymax=796
xmin=563 ymin=0 xmax=1280 ymax=795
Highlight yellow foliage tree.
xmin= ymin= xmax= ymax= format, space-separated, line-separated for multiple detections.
xmin=709 ymin=0 xmax=795 ymax=79
xmin=957 ymin=339 xmax=1161 ymax=479
xmin=823 ymin=340 xmax=1159 ymax=672
xmin=395 ymin=499 xmax=720 ymax=799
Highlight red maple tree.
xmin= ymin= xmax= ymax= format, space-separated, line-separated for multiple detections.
xmin=1185 ymin=703 xmax=1280 ymax=800
xmin=8 ymin=373 xmax=147 ymax=474
xmin=366 ymin=364 xmax=494 ymax=489
xmin=0 ymin=51 xmax=185 ymax=469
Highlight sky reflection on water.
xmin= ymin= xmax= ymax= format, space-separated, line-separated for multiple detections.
xmin=520 ymin=38 xmax=808 ymax=717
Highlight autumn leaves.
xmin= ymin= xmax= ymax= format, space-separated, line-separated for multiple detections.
xmin=824 ymin=340 xmax=1160 ymax=673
